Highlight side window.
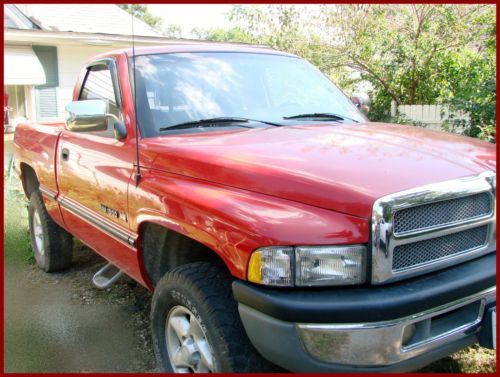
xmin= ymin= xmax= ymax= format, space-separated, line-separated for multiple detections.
xmin=79 ymin=64 xmax=120 ymax=136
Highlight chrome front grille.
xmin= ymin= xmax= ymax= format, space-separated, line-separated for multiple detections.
xmin=392 ymin=225 xmax=489 ymax=271
xmin=393 ymin=193 xmax=492 ymax=235
xmin=372 ymin=172 xmax=496 ymax=284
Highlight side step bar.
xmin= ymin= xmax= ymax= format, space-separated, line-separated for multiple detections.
xmin=92 ymin=262 xmax=123 ymax=289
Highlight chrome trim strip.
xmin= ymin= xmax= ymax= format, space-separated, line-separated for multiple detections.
xmin=39 ymin=185 xmax=57 ymax=201
xmin=372 ymin=172 xmax=496 ymax=284
xmin=297 ymin=286 xmax=496 ymax=366
xmin=58 ymin=196 xmax=136 ymax=248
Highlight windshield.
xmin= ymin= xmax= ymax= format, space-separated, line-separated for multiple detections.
xmin=134 ymin=52 xmax=366 ymax=137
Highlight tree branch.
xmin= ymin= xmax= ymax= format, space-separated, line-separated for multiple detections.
xmin=348 ymin=57 xmax=401 ymax=105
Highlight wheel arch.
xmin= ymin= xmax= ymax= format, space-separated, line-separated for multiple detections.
xmin=136 ymin=219 xmax=232 ymax=289
xmin=19 ymin=162 xmax=39 ymax=199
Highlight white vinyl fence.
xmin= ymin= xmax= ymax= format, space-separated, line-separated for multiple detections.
xmin=390 ymin=101 xmax=469 ymax=132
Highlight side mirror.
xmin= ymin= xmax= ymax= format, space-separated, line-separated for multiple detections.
xmin=65 ymin=100 xmax=127 ymax=140
xmin=65 ymin=100 xmax=108 ymax=132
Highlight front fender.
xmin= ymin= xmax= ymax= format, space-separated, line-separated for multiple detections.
xmin=129 ymin=168 xmax=369 ymax=280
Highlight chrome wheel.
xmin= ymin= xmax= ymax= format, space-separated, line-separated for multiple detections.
xmin=166 ymin=305 xmax=215 ymax=373
xmin=32 ymin=210 xmax=44 ymax=256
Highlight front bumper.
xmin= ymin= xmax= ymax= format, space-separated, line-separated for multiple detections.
xmin=233 ymin=253 xmax=496 ymax=372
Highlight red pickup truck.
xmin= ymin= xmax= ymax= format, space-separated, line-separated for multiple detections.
xmin=14 ymin=44 xmax=496 ymax=373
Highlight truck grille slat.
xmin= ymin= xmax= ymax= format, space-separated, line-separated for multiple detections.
xmin=392 ymin=225 xmax=489 ymax=271
xmin=393 ymin=193 xmax=491 ymax=234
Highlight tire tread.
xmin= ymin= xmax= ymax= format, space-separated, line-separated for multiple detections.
xmin=151 ymin=262 xmax=279 ymax=372
xmin=29 ymin=190 xmax=73 ymax=272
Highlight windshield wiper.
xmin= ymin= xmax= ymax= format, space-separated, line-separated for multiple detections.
xmin=283 ymin=112 xmax=359 ymax=123
xmin=160 ymin=117 xmax=282 ymax=131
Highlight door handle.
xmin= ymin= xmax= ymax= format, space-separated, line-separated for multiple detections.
xmin=61 ymin=148 xmax=69 ymax=161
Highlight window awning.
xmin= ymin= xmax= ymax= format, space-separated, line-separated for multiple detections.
xmin=4 ymin=46 xmax=46 ymax=85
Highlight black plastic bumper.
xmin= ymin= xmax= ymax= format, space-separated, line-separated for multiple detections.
xmin=232 ymin=253 xmax=496 ymax=372
xmin=233 ymin=252 xmax=496 ymax=323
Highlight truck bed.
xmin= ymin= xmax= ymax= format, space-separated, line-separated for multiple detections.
xmin=14 ymin=121 xmax=64 ymax=196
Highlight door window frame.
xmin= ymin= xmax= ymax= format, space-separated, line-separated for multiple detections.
xmin=76 ymin=58 xmax=124 ymax=138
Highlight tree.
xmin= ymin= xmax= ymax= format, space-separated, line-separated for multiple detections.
xmin=438 ymin=18 xmax=496 ymax=139
xmin=164 ymin=24 xmax=182 ymax=39
xmin=118 ymin=4 xmax=162 ymax=31
xmin=320 ymin=5 xmax=494 ymax=105
xmin=227 ymin=5 xmax=353 ymax=87
xmin=190 ymin=26 xmax=254 ymax=43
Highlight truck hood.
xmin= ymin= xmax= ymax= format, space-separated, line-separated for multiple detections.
xmin=141 ymin=122 xmax=496 ymax=219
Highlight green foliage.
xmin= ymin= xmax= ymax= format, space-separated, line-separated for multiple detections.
xmin=118 ymin=4 xmax=162 ymax=31
xmin=323 ymin=4 xmax=496 ymax=139
xmin=321 ymin=5 xmax=494 ymax=103
xmin=164 ymin=24 xmax=182 ymax=39
xmin=190 ymin=27 xmax=254 ymax=43
xmin=438 ymin=18 xmax=496 ymax=139
xmin=3 ymin=175 xmax=31 ymax=265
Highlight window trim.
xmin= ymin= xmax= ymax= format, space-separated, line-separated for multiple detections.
xmin=78 ymin=58 xmax=123 ymax=114
xmin=126 ymin=55 xmax=143 ymax=139
xmin=75 ymin=58 xmax=124 ymax=138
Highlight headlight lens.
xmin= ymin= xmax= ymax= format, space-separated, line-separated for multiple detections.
xmin=248 ymin=246 xmax=294 ymax=286
xmin=248 ymin=245 xmax=366 ymax=287
xmin=295 ymin=245 xmax=366 ymax=286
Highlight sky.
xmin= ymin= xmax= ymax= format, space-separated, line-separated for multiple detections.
xmin=148 ymin=4 xmax=234 ymax=37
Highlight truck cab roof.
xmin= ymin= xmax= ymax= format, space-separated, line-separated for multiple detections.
xmin=105 ymin=43 xmax=297 ymax=59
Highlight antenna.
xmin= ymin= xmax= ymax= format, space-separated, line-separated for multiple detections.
xmin=131 ymin=10 xmax=141 ymax=187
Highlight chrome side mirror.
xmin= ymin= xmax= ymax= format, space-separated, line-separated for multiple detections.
xmin=65 ymin=100 xmax=108 ymax=132
xmin=65 ymin=99 xmax=127 ymax=139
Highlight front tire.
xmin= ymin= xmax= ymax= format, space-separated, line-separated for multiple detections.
xmin=28 ymin=190 xmax=73 ymax=272
xmin=151 ymin=262 xmax=277 ymax=373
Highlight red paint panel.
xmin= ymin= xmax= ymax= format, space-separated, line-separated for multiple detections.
xmin=139 ymin=122 xmax=496 ymax=219
xmin=128 ymin=168 xmax=368 ymax=280
xmin=13 ymin=121 xmax=66 ymax=227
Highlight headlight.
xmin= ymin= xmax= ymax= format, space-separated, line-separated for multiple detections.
xmin=247 ymin=246 xmax=294 ymax=286
xmin=248 ymin=245 xmax=366 ymax=287
xmin=295 ymin=245 xmax=366 ymax=286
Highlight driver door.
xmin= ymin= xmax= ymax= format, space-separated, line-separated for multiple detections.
xmin=56 ymin=60 xmax=138 ymax=273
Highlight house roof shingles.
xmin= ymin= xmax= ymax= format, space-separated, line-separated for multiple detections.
xmin=12 ymin=4 xmax=160 ymax=37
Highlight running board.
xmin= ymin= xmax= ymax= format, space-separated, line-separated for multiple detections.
xmin=92 ymin=263 xmax=123 ymax=289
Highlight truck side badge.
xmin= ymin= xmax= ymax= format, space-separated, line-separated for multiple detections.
xmin=100 ymin=203 xmax=127 ymax=222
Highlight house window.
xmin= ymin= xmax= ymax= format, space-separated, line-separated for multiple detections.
xmin=4 ymin=85 xmax=27 ymax=129
xmin=35 ymin=87 xmax=58 ymax=120
xmin=32 ymin=45 xmax=59 ymax=120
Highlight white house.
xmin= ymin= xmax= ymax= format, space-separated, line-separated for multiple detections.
xmin=4 ymin=4 xmax=194 ymax=130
